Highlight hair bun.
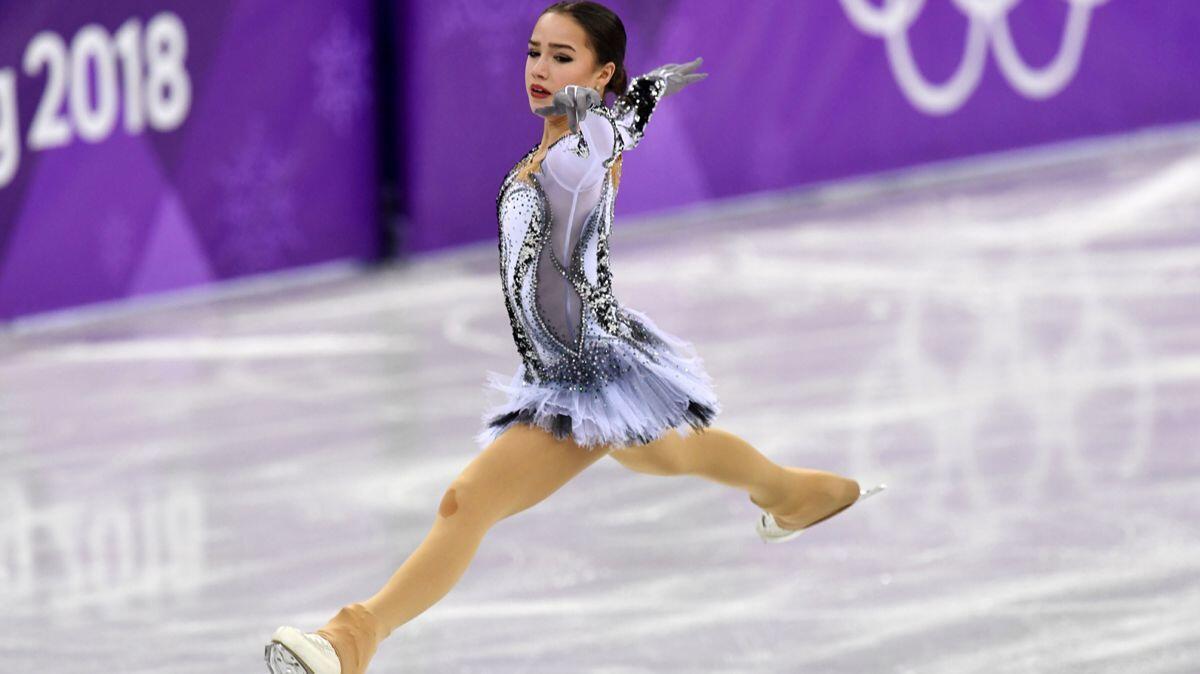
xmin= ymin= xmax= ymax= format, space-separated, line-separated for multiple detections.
xmin=609 ymin=64 xmax=629 ymax=97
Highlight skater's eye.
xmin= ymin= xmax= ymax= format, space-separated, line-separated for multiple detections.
xmin=527 ymin=50 xmax=572 ymax=64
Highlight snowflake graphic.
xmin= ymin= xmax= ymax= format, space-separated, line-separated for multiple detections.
xmin=214 ymin=119 xmax=304 ymax=273
xmin=310 ymin=12 xmax=373 ymax=136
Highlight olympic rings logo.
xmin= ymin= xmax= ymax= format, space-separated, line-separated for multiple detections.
xmin=838 ymin=0 xmax=1111 ymax=115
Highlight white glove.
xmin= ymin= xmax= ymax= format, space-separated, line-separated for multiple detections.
xmin=534 ymin=84 xmax=603 ymax=134
xmin=646 ymin=56 xmax=708 ymax=97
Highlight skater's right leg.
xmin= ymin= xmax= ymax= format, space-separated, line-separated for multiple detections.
xmin=607 ymin=426 xmax=858 ymax=531
xmin=359 ymin=422 xmax=610 ymax=637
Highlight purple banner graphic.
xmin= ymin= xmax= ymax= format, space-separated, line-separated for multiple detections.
xmin=0 ymin=1 xmax=380 ymax=321
xmin=399 ymin=0 xmax=1200 ymax=255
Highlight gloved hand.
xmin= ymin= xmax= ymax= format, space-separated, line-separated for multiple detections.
xmin=534 ymin=84 xmax=603 ymax=134
xmin=646 ymin=56 xmax=708 ymax=97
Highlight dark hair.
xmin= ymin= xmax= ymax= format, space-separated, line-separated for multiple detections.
xmin=540 ymin=1 xmax=628 ymax=102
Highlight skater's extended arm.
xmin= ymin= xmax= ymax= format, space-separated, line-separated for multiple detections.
xmin=531 ymin=57 xmax=708 ymax=189
xmin=603 ymin=57 xmax=708 ymax=153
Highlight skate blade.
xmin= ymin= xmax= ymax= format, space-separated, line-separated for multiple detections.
xmin=264 ymin=640 xmax=315 ymax=674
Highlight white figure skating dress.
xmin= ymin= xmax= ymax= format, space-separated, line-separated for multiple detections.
xmin=476 ymin=72 xmax=720 ymax=450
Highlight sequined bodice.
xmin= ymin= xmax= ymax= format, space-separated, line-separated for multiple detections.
xmin=493 ymin=74 xmax=668 ymax=386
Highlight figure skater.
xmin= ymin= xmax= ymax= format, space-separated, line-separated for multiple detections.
xmin=264 ymin=3 xmax=885 ymax=672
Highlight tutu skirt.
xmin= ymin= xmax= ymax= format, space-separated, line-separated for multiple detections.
xmin=475 ymin=306 xmax=720 ymax=451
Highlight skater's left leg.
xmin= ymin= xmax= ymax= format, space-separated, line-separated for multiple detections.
xmin=349 ymin=423 xmax=609 ymax=640
xmin=275 ymin=424 xmax=608 ymax=674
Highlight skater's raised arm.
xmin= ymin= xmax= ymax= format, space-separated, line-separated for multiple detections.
xmin=603 ymin=57 xmax=708 ymax=153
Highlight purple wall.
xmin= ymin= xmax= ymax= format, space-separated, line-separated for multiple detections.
xmin=399 ymin=0 xmax=1200 ymax=255
xmin=3 ymin=1 xmax=1198 ymax=320
xmin=0 ymin=1 xmax=381 ymax=321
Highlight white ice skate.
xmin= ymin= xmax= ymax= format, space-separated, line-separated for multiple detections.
xmin=264 ymin=625 xmax=341 ymax=674
xmin=755 ymin=482 xmax=887 ymax=543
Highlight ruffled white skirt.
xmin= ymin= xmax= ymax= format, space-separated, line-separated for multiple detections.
xmin=475 ymin=306 xmax=721 ymax=451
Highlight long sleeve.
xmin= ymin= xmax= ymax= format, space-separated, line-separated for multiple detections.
xmin=541 ymin=72 xmax=669 ymax=187
xmin=539 ymin=104 xmax=617 ymax=193
xmin=605 ymin=73 xmax=669 ymax=153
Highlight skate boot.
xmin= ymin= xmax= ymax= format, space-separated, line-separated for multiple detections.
xmin=754 ymin=481 xmax=887 ymax=543
xmin=264 ymin=602 xmax=391 ymax=674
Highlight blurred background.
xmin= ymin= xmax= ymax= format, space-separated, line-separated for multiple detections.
xmin=1 ymin=1 xmax=1198 ymax=672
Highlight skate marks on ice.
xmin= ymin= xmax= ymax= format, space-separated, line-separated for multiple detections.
xmin=1 ymin=127 xmax=1199 ymax=672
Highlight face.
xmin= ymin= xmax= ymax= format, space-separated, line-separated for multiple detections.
xmin=526 ymin=12 xmax=615 ymax=114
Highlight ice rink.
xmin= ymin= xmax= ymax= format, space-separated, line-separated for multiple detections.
xmin=2 ymin=123 xmax=1198 ymax=673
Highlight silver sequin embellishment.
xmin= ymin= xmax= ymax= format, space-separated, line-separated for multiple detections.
xmin=493 ymin=74 xmax=669 ymax=391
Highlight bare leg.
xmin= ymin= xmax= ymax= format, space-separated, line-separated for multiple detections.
xmin=357 ymin=423 xmax=609 ymax=638
xmin=607 ymin=426 xmax=859 ymax=530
